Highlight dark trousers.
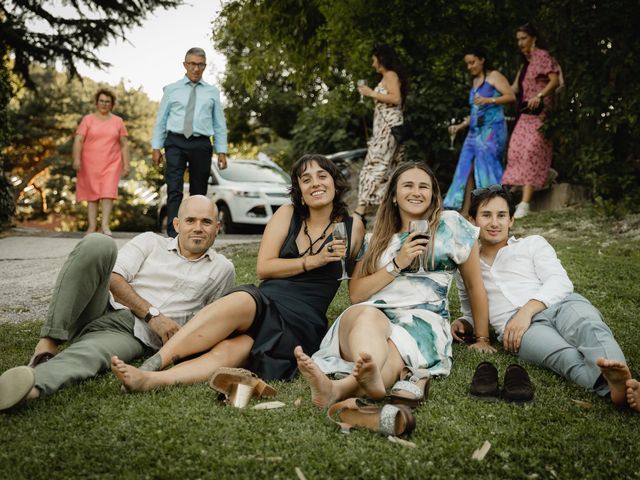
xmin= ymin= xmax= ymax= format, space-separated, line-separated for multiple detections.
xmin=164 ymin=132 xmax=213 ymax=237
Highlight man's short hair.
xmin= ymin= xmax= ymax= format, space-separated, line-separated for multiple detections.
xmin=185 ymin=47 xmax=206 ymax=60
xmin=468 ymin=184 xmax=516 ymax=218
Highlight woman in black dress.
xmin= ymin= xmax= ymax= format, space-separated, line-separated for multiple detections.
xmin=111 ymin=154 xmax=365 ymax=391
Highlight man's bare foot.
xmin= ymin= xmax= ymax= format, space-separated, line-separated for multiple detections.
xmin=294 ymin=346 xmax=335 ymax=408
xmin=111 ymin=356 xmax=155 ymax=393
xmin=353 ymin=352 xmax=386 ymax=400
xmin=626 ymin=379 xmax=640 ymax=413
xmin=596 ymin=357 xmax=632 ymax=406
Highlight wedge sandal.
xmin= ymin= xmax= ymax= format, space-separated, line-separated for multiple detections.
xmin=327 ymin=398 xmax=416 ymax=437
xmin=389 ymin=367 xmax=431 ymax=408
xmin=208 ymin=367 xmax=277 ymax=408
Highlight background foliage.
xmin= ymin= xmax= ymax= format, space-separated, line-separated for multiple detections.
xmin=2 ymin=0 xmax=639 ymax=229
xmin=213 ymin=0 xmax=640 ymax=207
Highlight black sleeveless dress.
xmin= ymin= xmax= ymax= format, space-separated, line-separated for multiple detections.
xmin=229 ymin=213 xmax=354 ymax=381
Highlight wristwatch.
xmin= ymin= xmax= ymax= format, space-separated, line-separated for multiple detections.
xmin=385 ymin=260 xmax=401 ymax=277
xmin=143 ymin=306 xmax=160 ymax=323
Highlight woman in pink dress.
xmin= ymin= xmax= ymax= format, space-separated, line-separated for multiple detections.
xmin=72 ymin=88 xmax=130 ymax=235
xmin=502 ymin=24 xmax=561 ymax=218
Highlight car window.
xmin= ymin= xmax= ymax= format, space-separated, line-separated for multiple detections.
xmin=218 ymin=162 xmax=290 ymax=184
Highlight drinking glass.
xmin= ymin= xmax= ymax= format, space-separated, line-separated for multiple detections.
xmin=448 ymin=118 xmax=457 ymax=150
xmin=332 ymin=222 xmax=350 ymax=280
xmin=357 ymin=79 xmax=366 ymax=102
xmin=405 ymin=220 xmax=430 ymax=276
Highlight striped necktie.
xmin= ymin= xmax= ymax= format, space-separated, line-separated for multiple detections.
xmin=183 ymin=82 xmax=197 ymax=138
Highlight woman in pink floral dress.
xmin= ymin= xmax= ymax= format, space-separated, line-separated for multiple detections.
xmin=502 ymin=24 xmax=561 ymax=218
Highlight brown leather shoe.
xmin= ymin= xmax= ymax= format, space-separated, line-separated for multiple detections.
xmin=469 ymin=362 xmax=500 ymax=401
xmin=27 ymin=352 xmax=56 ymax=368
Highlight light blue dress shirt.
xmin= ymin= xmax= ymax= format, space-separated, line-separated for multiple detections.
xmin=151 ymin=76 xmax=228 ymax=153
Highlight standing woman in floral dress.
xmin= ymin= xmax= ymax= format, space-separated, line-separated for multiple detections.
xmin=355 ymin=44 xmax=409 ymax=224
xmin=502 ymin=24 xmax=561 ymax=218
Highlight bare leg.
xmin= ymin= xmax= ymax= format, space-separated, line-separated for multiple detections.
xmin=626 ymin=379 xmax=640 ymax=412
xmin=86 ymin=201 xmax=98 ymax=233
xmin=33 ymin=337 xmax=58 ymax=356
xmin=112 ymin=336 xmax=253 ymax=392
xmin=100 ymin=198 xmax=113 ymax=235
xmin=141 ymin=292 xmax=256 ymax=371
xmin=460 ymin=166 xmax=475 ymax=218
xmin=522 ymin=185 xmax=535 ymax=203
xmin=596 ymin=357 xmax=632 ymax=406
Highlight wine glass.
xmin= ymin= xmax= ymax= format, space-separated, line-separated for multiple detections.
xmin=448 ymin=117 xmax=457 ymax=150
xmin=332 ymin=222 xmax=350 ymax=280
xmin=357 ymin=79 xmax=366 ymax=103
xmin=405 ymin=220 xmax=430 ymax=276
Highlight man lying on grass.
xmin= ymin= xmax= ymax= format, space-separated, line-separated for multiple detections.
xmin=452 ymin=185 xmax=639 ymax=412
xmin=0 ymin=196 xmax=235 ymax=412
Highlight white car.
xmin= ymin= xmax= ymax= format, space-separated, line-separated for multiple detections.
xmin=158 ymin=158 xmax=291 ymax=234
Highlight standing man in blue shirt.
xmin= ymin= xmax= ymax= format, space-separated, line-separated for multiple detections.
xmin=152 ymin=47 xmax=228 ymax=238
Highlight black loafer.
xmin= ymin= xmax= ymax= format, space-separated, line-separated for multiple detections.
xmin=469 ymin=362 xmax=500 ymax=401
xmin=502 ymin=364 xmax=534 ymax=403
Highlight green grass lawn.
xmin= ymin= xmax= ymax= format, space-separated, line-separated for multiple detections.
xmin=1 ymin=208 xmax=639 ymax=479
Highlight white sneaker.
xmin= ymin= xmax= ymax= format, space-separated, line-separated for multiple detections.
xmin=514 ymin=202 xmax=530 ymax=219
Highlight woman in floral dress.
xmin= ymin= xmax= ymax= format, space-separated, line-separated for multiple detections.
xmin=502 ymin=24 xmax=561 ymax=218
xmin=355 ymin=44 xmax=408 ymax=223
xmin=295 ymin=162 xmax=494 ymax=409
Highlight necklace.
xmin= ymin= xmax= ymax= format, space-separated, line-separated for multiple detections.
xmin=300 ymin=218 xmax=333 ymax=256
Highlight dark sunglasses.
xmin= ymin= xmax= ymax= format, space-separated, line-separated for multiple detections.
xmin=471 ymin=184 xmax=507 ymax=198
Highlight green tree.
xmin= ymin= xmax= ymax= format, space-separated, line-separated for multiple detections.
xmin=214 ymin=0 xmax=640 ymax=208
xmin=0 ymin=0 xmax=183 ymax=227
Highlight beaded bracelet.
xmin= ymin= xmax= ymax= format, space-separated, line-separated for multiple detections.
xmin=475 ymin=336 xmax=490 ymax=342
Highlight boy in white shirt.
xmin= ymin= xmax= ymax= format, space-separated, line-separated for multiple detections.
xmin=454 ymin=185 xmax=639 ymax=411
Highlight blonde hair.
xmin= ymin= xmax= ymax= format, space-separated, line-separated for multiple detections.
xmin=359 ymin=162 xmax=443 ymax=276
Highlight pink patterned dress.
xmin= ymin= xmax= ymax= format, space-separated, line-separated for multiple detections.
xmin=502 ymin=49 xmax=559 ymax=188
xmin=75 ymin=114 xmax=128 ymax=201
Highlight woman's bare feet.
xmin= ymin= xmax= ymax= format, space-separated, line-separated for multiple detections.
xmin=353 ymin=352 xmax=386 ymax=400
xmin=626 ymin=379 xmax=640 ymax=412
xmin=111 ymin=356 xmax=157 ymax=393
xmin=596 ymin=357 xmax=632 ymax=406
xmin=294 ymin=346 xmax=335 ymax=408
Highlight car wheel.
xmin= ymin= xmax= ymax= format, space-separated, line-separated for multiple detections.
xmin=218 ymin=204 xmax=235 ymax=234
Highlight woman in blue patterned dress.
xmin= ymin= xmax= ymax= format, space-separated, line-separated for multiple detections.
xmin=295 ymin=162 xmax=494 ymax=408
xmin=444 ymin=47 xmax=515 ymax=217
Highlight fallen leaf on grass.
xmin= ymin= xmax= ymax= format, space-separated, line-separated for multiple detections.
xmin=238 ymin=455 xmax=282 ymax=462
xmin=571 ymin=399 xmax=593 ymax=409
xmin=253 ymin=401 xmax=286 ymax=410
xmin=471 ymin=440 xmax=491 ymax=461
xmin=295 ymin=467 xmax=307 ymax=480
xmin=387 ymin=436 xmax=416 ymax=448
xmin=294 ymin=397 xmax=302 ymax=407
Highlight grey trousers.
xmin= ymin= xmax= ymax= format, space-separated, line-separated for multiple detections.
xmin=514 ymin=293 xmax=625 ymax=396
xmin=35 ymin=234 xmax=146 ymax=396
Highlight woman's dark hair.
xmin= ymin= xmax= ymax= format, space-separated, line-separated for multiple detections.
xmin=516 ymin=23 xmax=548 ymax=63
xmin=372 ymin=44 xmax=409 ymax=104
xmin=289 ymin=154 xmax=349 ymax=221
xmin=94 ymin=88 xmax=116 ymax=106
xmin=462 ymin=46 xmax=494 ymax=74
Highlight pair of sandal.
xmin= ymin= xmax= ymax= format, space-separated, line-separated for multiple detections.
xmin=327 ymin=366 xmax=431 ymax=437
xmin=208 ymin=367 xmax=277 ymax=408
